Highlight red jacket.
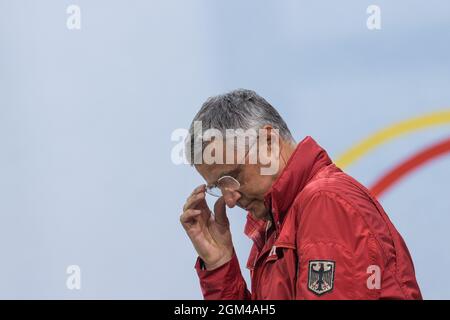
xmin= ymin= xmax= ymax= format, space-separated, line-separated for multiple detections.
xmin=195 ymin=136 xmax=422 ymax=300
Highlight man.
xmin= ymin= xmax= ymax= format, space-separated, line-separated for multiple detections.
xmin=180 ymin=89 xmax=422 ymax=299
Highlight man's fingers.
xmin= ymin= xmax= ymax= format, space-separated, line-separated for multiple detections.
xmin=180 ymin=209 xmax=202 ymax=224
xmin=214 ymin=197 xmax=229 ymax=227
xmin=183 ymin=191 xmax=206 ymax=211
xmin=189 ymin=184 xmax=206 ymax=198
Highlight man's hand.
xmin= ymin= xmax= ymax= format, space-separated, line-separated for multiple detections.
xmin=180 ymin=184 xmax=233 ymax=270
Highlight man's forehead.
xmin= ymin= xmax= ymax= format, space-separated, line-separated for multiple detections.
xmin=202 ymin=138 xmax=254 ymax=162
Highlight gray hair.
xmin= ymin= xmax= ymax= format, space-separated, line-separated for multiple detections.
xmin=185 ymin=89 xmax=295 ymax=164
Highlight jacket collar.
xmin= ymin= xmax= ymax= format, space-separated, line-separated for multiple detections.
xmin=263 ymin=136 xmax=332 ymax=232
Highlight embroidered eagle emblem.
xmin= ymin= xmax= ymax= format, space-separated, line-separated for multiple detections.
xmin=308 ymin=260 xmax=335 ymax=296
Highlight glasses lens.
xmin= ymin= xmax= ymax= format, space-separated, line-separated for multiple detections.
xmin=206 ymin=186 xmax=222 ymax=197
xmin=206 ymin=176 xmax=240 ymax=197
xmin=217 ymin=176 xmax=240 ymax=194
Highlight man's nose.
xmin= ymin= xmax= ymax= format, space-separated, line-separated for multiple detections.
xmin=222 ymin=189 xmax=241 ymax=208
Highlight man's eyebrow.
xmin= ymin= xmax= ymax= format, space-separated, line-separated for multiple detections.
xmin=208 ymin=167 xmax=240 ymax=187
xmin=220 ymin=167 xmax=240 ymax=179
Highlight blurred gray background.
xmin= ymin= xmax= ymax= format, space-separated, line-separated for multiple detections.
xmin=0 ymin=0 xmax=449 ymax=299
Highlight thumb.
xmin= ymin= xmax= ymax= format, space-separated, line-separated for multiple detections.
xmin=214 ymin=197 xmax=229 ymax=227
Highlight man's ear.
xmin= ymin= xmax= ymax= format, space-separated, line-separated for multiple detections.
xmin=261 ymin=125 xmax=277 ymax=155
xmin=258 ymin=125 xmax=281 ymax=175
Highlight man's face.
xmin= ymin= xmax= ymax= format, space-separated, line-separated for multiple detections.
xmin=194 ymin=139 xmax=279 ymax=220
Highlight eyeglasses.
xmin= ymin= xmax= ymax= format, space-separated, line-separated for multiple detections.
xmin=206 ymin=175 xmax=241 ymax=197
xmin=205 ymin=136 xmax=258 ymax=197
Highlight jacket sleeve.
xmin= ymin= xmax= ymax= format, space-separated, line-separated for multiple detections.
xmin=295 ymin=190 xmax=384 ymax=300
xmin=195 ymin=249 xmax=252 ymax=300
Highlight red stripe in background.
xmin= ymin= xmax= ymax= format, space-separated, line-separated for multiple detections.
xmin=370 ymin=137 xmax=450 ymax=198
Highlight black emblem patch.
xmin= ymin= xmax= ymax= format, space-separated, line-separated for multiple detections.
xmin=307 ymin=260 xmax=335 ymax=296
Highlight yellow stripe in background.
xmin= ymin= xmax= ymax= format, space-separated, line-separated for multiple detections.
xmin=335 ymin=109 xmax=450 ymax=169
